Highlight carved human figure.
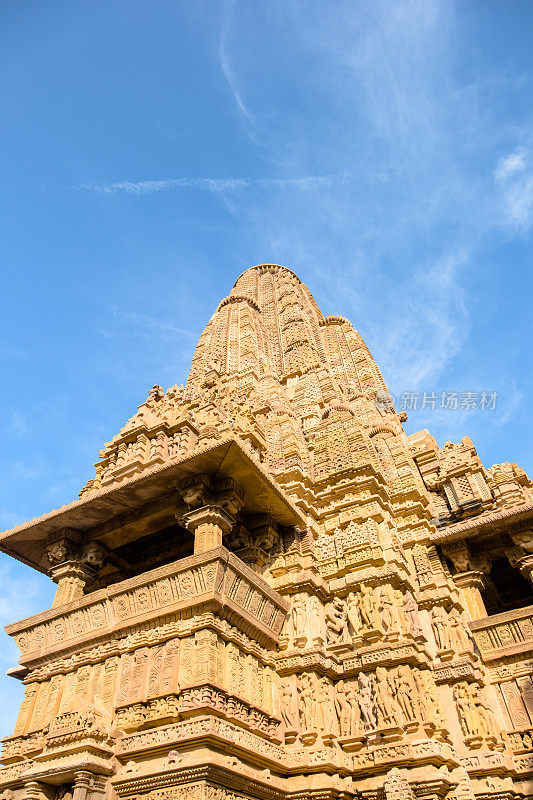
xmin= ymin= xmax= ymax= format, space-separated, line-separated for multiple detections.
xmin=326 ymin=597 xmax=348 ymax=645
xmin=359 ymin=584 xmax=379 ymax=631
xmin=454 ymin=684 xmax=480 ymax=737
xmin=292 ymin=595 xmax=308 ymax=642
xmin=347 ymin=591 xmax=362 ymax=637
xmin=470 ymin=685 xmax=499 ymax=739
xmin=279 ymin=678 xmax=300 ymax=731
xmin=317 ymin=676 xmax=337 ymax=735
xmin=298 ymin=673 xmax=315 ymax=732
xmin=335 ymin=680 xmax=352 ymax=737
xmin=402 ymin=590 xmax=424 ymax=638
xmin=420 ymin=671 xmax=444 ymax=725
xmin=411 ymin=669 xmax=430 ymax=721
xmin=378 ymin=585 xmax=400 ymax=637
xmin=308 ymin=595 xmax=325 ymax=642
xmin=358 ymin=671 xmax=376 ymax=729
xmin=395 ymin=665 xmax=418 ymax=723
xmin=346 ymin=681 xmax=362 ymax=736
xmin=449 ymin=609 xmax=474 ymax=652
xmin=431 ymin=606 xmax=451 ymax=651
xmin=375 ymin=667 xmax=401 ymax=727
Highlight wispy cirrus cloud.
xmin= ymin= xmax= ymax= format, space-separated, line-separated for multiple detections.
xmin=495 ymin=148 xmax=533 ymax=232
xmin=80 ymin=175 xmax=341 ymax=195
xmin=219 ymin=2 xmax=254 ymax=124
xmin=210 ymin=0 xmax=530 ymax=404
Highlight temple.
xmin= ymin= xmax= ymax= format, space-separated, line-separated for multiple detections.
xmin=1 ymin=263 xmax=533 ymax=800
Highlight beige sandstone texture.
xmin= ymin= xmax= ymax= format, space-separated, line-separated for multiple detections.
xmin=1 ymin=263 xmax=533 ymax=800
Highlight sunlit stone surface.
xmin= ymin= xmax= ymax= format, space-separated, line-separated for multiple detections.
xmin=2 ymin=264 xmax=533 ymax=800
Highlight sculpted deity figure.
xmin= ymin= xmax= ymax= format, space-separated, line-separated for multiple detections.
xmin=431 ymin=606 xmax=451 ymax=651
xmin=298 ymin=673 xmax=314 ymax=731
xmin=419 ymin=671 xmax=444 ymax=726
xmin=395 ymin=665 xmax=418 ymax=723
xmin=375 ymin=667 xmax=401 ymax=727
xmin=347 ymin=591 xmax=362 ymax=636
xmin=279 ymin=678 xmax=300 ymax=731
xmin=308 ymin=595 xmax=325 ymax=642
xmin=359 ymin=584 xmax=379 ymax=632
xmin=454 ymin=684 xmax=480 ymax=737
xmin=326 ymin=598 xmax=349 ymax=646
xmin=316 ymin=676 xmax=337 ymax=734
xmin=346 ymin=681 xmax=362 ymax=735
xmin=402 ymin=590 xmax=424 ymax=638
xmin=449 ymin=609 xmax=474 ymax=652
xmin=411 ymin=669 xmax=430 ymax=721
xmin=335 ymin=680 xmax=352 ymax=737
xmin=292 ymin=595 xmax=308 ymax=642
xmin=470 ymin=685 xmax=499 ymax=739
xmin=358 ymin=671 xmax=376 ymax=729
xmin=378 ymin=585 xmax=400 ymax=637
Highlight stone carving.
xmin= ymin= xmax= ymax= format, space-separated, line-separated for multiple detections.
xmin=1 ymin=263 xmax=529 ymax=799
xmin=453 ymin=682 xmax=501 ymax=746
xmin=431 ymin=606 xmax=452 ymax=653
xmin=384 ymin=768 xmax=416 ymax=800
xmin=375 ymin=667 xmax=402 ymax=727
xmin=402 ymin=590 xmax=423 ymax=638
xmin=358 ymin=671 xmax=376 ymax=730
xmin=325 ymin=597 xmax=349 ymax=645
xmin=279 ymin=677 xmax=300 ymax=732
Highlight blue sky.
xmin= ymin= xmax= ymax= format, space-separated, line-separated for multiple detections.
xmin=0 ymin=1 xmax=532 ymax=733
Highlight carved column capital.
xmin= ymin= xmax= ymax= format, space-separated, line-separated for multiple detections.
xmin=214 ymin=476 xmax=245 ymax=516
xmin=176 ymin=474 xmax=213 ymax=508
xmin=452 ymin=570 xmax=487 ymax=620
xmin=23 ymin=782 xmax=46 ymax=800
xmin=46 ymin=530 xmax=105 ymax=607
xmin=179 ymin=503 xmax=235 ymax=554
xmin=73 ymin=771 xmax=93 ymax=800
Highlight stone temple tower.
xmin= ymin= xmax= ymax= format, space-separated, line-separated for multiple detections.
xmin=1 ymin=264 xmax=533 ymax=800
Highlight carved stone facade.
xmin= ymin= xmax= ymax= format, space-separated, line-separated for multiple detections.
xmin=1 ymin=264 xmax=532 ymax=800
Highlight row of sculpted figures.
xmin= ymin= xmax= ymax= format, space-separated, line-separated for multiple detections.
xmin=279 ymin=667 xmax=502 ymax=749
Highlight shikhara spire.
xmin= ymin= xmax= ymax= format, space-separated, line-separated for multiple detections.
xmin=1 ymin=264 xmax=533 ymax=800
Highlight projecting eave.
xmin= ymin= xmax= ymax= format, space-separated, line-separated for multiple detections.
xmin=431 ymin=500 xmax=533 ymax=544
xmin=0 ymin=436 xmax=309 ymax=574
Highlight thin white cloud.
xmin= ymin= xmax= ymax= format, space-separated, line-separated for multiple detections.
xmin=495 ymin=149 xmax=533 ymax=232
xmin=495 ymin=150 xmax=527 ymax=183
xmin=219 ymin=2 xmax=254 ymax=123
xmin=207 ymin=0 xmax=530 ymax=398
xmin=80 ymin=175 xmax=338 ymax=195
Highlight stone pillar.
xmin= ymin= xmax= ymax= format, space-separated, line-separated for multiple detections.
xmin=46 ymin=532 xmax=105 ymax=607
xmin=452 ymin=571 xmax=487 ymax=620
xmin=23 ymin=782 xmax=46 ymax=800
xmin=181 ymin=504 xmax=235 ymax=554
xmin=73 ymin=771 xmax=93 ymax=800
xmin=49 ymin=561 xmax=96 ymax=606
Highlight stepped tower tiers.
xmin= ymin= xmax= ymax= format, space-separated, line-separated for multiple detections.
xmin=2 ymin=265 xmax=533 ymax=800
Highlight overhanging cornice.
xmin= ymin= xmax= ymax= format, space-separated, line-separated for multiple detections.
xmin=0 ymin=436 xmax=308 ymax=574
